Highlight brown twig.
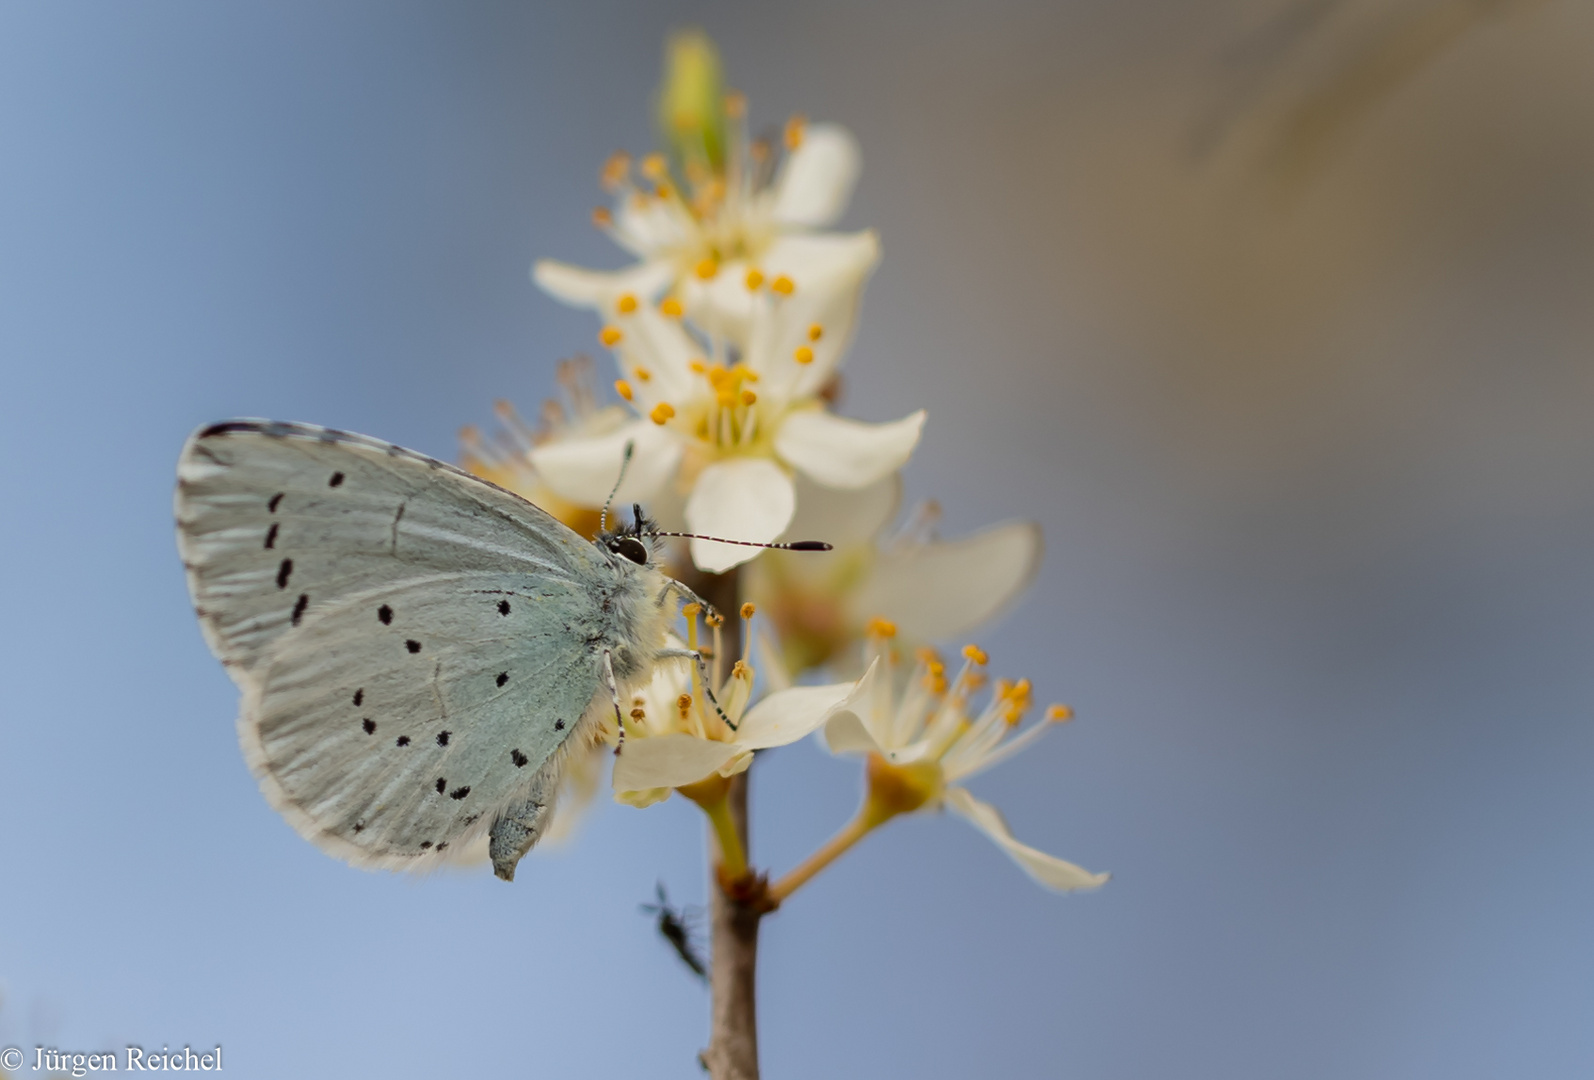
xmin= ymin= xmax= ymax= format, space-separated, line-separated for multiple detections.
xmin=687 ymin=567 xmax=765 ymax=1080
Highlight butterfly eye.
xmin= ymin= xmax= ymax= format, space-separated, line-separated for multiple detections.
xmin=611 ymin=536 xmax=649 ymax=565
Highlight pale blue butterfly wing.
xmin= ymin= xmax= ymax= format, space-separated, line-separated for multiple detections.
xmin=176 ymin=421 xmax=669 ymax=879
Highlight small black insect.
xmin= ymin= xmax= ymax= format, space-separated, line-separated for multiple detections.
xmin=641 ymin=882 xmax=707 ymax=982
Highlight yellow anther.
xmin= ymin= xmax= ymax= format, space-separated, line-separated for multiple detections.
xmin=634 ymin=366 xmax=652 ymax=381
xmin=654 ymin=182 xmax=673 ymax=200
xmin=770 ymin=275 xmax=795 ymax=295
xmin=962 ymin=644 xmax=989 ymax=666
xmin=1046 ymin=704 xmax=1075 ymax=723
xmin=650 ymin=402 xmax=676 ymax=425
xmin=689 ymin=358 xmax=708 ymax=374
xmin=740 ymin=389 xmax=757 ymax=406
xmin=930 ymin=675 xmax=949 ymax=695
xmin=682 ymin=602 xmax=702 ymax=619
xmin=640 ymin=153 xmax=668 ymax=180
xmin=731 ymin=659 xmax=750 ymax=680
xmin=705 ymin=612 xmax=725 ymax=628
xmin=740 ymin=602 xmax=756 ymax=620
xmin=599 ymin=326 xmax=623 ymax=347
xmin=744 ymin=267 xmax=765 ymax=291
xmin=600 ymin=151 xmax=630 ymax=189
xmin=866 ymin=617 xmax=898 ymax=639
xmin=616 ymin=293 xmax=638 ymax=314
xmin=592 ymin=206 xmax=613 ymax=227
xmin=659 ymin=297 xmax=684 ymax=317
xmin=695 ymin=258 xmax=719 ymax=280
xmin=717 ymin=390 xmax=735 ymax=407
xmin=807 ymin=323 xmax=823 ymax=341
xmin=614 ymin=379 xmax=634 ymax=401
xmin=629 ymin=707 xmax=647 ymax=720
xmin=784 ymin=114 xmax=805 ymax=150
xmin=793 ymin=346 xmax=814 ymax=364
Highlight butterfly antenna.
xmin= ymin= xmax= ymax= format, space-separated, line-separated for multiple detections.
xmin=644 ymin=531 xmax=832 ymax=552
xmin=599 ymin=441 xmax=636 ymax=534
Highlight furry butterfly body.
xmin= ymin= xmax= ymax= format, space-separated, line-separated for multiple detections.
xmin=175 ymin=420 xmax=676 ymax=881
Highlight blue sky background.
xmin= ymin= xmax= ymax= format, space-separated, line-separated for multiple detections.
xmin=2 ymin=2 xmax=1593 ymax=1077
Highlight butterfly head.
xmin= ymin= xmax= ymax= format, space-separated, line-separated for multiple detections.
xmin=597 ymin=503 xmax=662 ymax=567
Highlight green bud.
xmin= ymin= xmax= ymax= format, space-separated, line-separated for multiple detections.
xmin=657 ymin=29 xmax=726 ymax=175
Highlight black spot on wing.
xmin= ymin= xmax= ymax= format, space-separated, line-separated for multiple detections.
xmin=353 ymin=688 xmax=363 ymax=707
xmin=435 ymin=777 xmax=446 ymax=794
xmin=362 ymin=719 xmax=375 ymax=734
xmin=378 ymin=604 xmax=393 ymax=625
xmin=449 ymin=786 xmax=471 ymax=800
xmin=353 ymin=821 xmax=365 ymax=833
xmin=436 ymin=731 xmax=450 ymax=746
xmin=511 ymin=749 xmax=528 ymax=768
xmin=291 ymin=593 xmax=309 ymax=626
xmin=498 ymin=599 xmax=510 ymax=615
xmin=554 ymin=718 xmax=565 ymax=731
xmin=396 ymin=736 xmax=410 ymax=747
xmin=435 ymin=842 xmax=447 ymax=851
xmin=496 ymin=672 xmax=508 ymax=687
xmin=406 ymin=639 xmax=421 ymax=653
xmin=276 ymin=559 xmax=293 ymax=588
xmin=264 ymin=523 xmax=278 ymax=549
xmin=328 ymin=471 xmax=345 ymax=487
xmin=419 ymin=841 xmax=433 ymax=850
xmin=268 ymin=493 xmax=284 ymax=513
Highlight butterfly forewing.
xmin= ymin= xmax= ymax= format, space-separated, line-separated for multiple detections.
xmin=246 ymin=572 xmax=606 ymax=868
xmin=174 ymin=420 xmax=644 ymax=873
xmin=176 ymin=421 xmax=606 ymax=678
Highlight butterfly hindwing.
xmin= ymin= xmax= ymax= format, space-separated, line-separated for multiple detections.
xmin=245 ymin=571 xmax=606 ymax=869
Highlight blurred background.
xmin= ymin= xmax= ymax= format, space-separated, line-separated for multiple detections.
xmin=3 ymin=1 xmax=1592 ymax=1076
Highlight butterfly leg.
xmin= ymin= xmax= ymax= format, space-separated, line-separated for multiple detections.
xmin=659 ymin=578 xmax=721 ymax=623
xmin=489 ymin=768 xmax=557 ymax=882
xmin=654 ymin=647 xmax=739 ymax=731
xmin=603 ymin=649 xmax=628 ymax=754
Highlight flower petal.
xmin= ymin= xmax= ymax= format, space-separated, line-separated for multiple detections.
xmin=784 ymin=472 xmax=901 ymax=549
xmin=747 ymin=231 xmax=880 ymax=398
xmin=680 ymin=258 xmax=756 ymax=345
xmin=612 ymin=733 xmax=743 ymax=792
xmin=736 ymin=680 xmax=860 ymax=750
xmin=850 ymin=521 xmax=1042 ymax=644
xmin=528 ymin=418 xmax=681 ymax=508
xmin=772 ymin=123 xmax=861 ymax=227
xmin=533 ymin=258 xmax=674 ymax=310
xmin=775 ymin=408 xmax=926 ymax=490
xmin=944 ymin=787 xmax=1109 ymax=892
xmin=820 ymin=657 xmax=888 ymax=755
xmin=684 ymin=458 xmax=796 ymax=573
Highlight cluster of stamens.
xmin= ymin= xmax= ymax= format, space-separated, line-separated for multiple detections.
xmin=589 ymin=96 xmax=809 ymax=280
xmin=596 ymin=275 xmax=828 ymax=451
xmin=860 ymin=619 xmax=1073 ymax=782
xmin=620 ymin=602 xmax=759 ymax=746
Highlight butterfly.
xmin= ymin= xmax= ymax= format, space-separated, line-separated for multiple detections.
xmin=174 ymin=420 xmax=829 ymax=882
